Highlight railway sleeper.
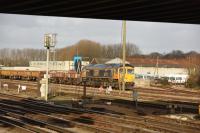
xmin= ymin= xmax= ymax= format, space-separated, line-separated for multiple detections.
xmin=0 ymin=114 xmax=51 ymax=133
xmin=1 ymin=94 xmax=199 ymax=133
xmin=0 ymin=101 xmax=144 ymax=133
xmin=0 ymin=103 xmax=115 ymax=133
xmin=0 ymin=118 xmax=35 ymax=133
xmin=0 ymin=108 xmax=76 ymax=133
xmin=9 ymin=98 xmax=182 ymax=133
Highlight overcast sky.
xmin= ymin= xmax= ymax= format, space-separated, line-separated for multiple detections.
xmin=0 ymin=13 xmax=200 ymax=54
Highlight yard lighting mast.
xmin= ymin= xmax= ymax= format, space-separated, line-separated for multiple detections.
xmin=122 ymin=20 xmax=126 ymax=91
xmin=44 ymin=33 xmax=57 ymax=101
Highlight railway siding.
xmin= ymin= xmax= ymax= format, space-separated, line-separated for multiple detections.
xmin=0 ymin=79 xmax=199 ymax=112
xmin=0 ymin=93 xmax=200 ymax=133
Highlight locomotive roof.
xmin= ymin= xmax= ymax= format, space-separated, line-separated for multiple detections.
xmin=84 ymin=63 xmax=134 ymax=70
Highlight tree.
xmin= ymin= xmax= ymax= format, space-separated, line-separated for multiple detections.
xmin=0 ymin=39 xmax=141 ymax=66
xmin=164 ymin=50 xmax=185 ymax=59
xmin=149 ymin=52 xmax=163 ymax=58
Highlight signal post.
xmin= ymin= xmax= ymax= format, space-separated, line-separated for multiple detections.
xmin=44 ymin=33 xmax=57 ymax=101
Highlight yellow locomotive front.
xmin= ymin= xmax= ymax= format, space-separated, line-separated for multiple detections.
xmin=113 ymin=65 xmax=135 ymax=89
xmin=119 ymin=66 xmax=135 ymax=83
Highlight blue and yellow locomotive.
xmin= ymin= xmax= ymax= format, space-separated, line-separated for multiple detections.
xmin=81 ymin=63 xmax=135 ymax=89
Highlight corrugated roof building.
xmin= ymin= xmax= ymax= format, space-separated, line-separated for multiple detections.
xmin=105 ymin=58 xmax=130 ymax=64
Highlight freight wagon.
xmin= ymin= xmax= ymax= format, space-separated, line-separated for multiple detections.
xmin=0 ymin=69 xmax=45 ymax=80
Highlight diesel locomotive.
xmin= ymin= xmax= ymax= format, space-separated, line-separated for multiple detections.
xmin=81 ymin=63 xmax=135 ymax=89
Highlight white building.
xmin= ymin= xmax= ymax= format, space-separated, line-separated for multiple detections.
xmin=29 ymin=61 xmax=89 ymax=71
xmin=0 ymin=66 xmax=41 ymax=71
xmin=104 ymin=58 xmax=188 ymax=79
xmin=134 ymin=66 xmax=188 ymax=78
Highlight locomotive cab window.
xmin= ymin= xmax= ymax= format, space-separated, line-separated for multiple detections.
xmin=119 ymin=69 xmax=125 ymax=74
xmin=127 ymin=69 xmax=134 ymax=74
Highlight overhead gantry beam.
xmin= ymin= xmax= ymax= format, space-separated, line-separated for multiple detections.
xmin=0 ymin=0 xmax=200 ymax=24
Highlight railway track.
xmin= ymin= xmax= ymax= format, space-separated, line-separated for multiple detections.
xmin=0 ymin=116 xmax=36 ymax=133
xmin=0 ymin=93 xmax=200 ymax=133
xmin=1 ymin=78 xmax=200 ymax=95
xmin=4 ymin=79 xmax=199 ymax=97
xmin=0 ymin=93 xmax=151 ymax=133
xmin=1 ymin=79 xmax=200 ymax=107
xmin=47 ymin=84 xmax=200 ymax=105
xmin=0 ymin=109 xmax=67 ymax=133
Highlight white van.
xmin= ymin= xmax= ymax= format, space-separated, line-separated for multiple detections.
xmin=165 ymin=74 xmax=188 ymax=84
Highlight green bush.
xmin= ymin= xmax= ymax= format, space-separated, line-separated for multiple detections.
xmin=150 ymin=78 xmax=171 ymax=88
xmin=186 ymin=73 xmax=200 ymax=88
xmin=160 ymin=78 xmax=170 ymax=86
